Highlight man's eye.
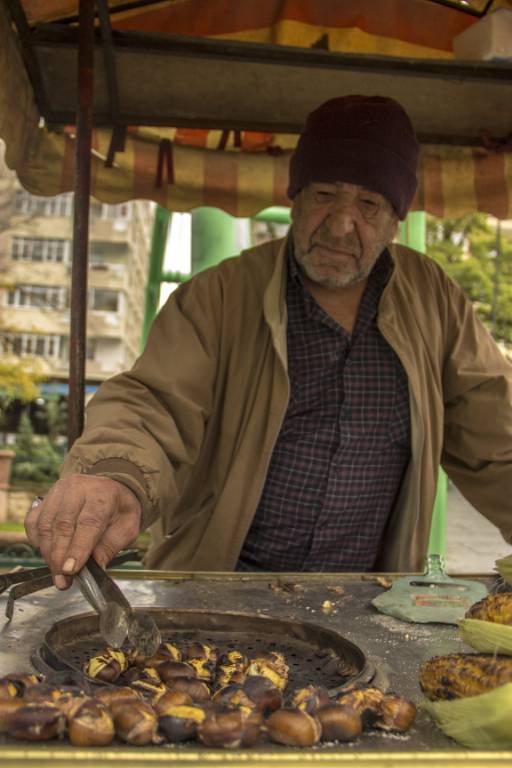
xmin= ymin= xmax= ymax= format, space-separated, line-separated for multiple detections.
xmin=315 ymin=189 xmax=336 ymax=200
xmin=358 ymin=198 xmax=380 ymax=217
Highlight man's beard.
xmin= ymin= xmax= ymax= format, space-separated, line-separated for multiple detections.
xmin=294 ymin=230 xmax=372 ymax=289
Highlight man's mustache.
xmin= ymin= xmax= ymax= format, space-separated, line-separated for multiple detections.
xmin=310 ymin=235 xmax=361 ymax=257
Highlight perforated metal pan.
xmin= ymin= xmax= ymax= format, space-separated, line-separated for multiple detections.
xmin=33 ymin=608 xmax=374 ymax=694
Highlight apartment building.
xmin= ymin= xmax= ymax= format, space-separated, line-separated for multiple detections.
xmin=0 ymin=182 xmax=154 ymax=390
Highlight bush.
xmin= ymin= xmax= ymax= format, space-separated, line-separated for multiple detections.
xmin=11 ymin=411 xmax=65 ymax=486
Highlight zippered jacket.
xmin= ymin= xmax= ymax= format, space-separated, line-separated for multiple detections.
xmin=61 ymin=236 xmax=512 ymax=571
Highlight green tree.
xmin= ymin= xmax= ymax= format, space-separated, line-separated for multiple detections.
xmin=426 ymin=214 xmax=512 ymax=344
xmin=0 ymin=358 xmax=45 ymax=437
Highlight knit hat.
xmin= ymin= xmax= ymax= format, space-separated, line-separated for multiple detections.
xmin=287 ymin=95 xmax=419 ymax=220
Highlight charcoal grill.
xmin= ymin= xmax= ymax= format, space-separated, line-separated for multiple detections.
xmin=33 ymin=608 xmax=374 ymax=694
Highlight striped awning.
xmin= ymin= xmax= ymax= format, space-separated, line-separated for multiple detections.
xmin=2 ymin=0 xmax=512 ymax=219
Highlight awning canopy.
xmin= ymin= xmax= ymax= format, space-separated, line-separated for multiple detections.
xmin=2 ymin=0 xmax=512 ymax=218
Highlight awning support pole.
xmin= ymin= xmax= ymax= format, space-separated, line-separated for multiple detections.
xmin=68 ymin=0 xmax=95 ymax=446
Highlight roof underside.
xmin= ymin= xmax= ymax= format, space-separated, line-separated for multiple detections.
xmin=30 ymin=26 xmax=512 ymax=146
xmin=2 ymin=0 xmax=512 ymax=218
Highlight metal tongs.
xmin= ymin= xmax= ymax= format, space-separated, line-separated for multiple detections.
xmin=76 ymin=557 xmax=161 ymax=656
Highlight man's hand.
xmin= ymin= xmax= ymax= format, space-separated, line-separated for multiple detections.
xmin=24 ymin=474 xmax=142 ymax=589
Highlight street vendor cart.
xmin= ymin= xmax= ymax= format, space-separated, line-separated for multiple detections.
xmin=1 ymin=0 xmax=512 ymax=765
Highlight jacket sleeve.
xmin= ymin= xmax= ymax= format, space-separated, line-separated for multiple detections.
xmin=59 ymin=269 xmax=222 ymax=530
xmin=441 ymin=276 xmax=512 ymax=543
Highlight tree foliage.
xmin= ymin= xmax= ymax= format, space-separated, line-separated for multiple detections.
xmin=426 ymin=213 xmax=512 ymax=345
xmin=0 ymin=358 xmax=44 ymax=403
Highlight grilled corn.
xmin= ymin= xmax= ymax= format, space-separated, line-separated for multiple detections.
xmin=419 ymin=653 xmax=512 ymax=700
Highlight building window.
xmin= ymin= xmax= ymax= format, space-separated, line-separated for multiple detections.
xmin=90 ymin=289 xmax=119 ymax=312
xmin=90 ymin=201 xmax=132 ymax=221
xmin=11 ymin=237 xmax=70 ymax=263
xmin=14 ymin=190 xmax=73 ymax=217
xmin=0 ymin=333 xmax=62 ymax=358
xmin=86 ymin=339 xmax=97 ymax=361
xmin=7 ymin=285 xmax=67 ymax=309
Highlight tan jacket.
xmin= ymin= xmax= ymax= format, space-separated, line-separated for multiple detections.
xmin=61 ymin=237 xmax=512 ymax=571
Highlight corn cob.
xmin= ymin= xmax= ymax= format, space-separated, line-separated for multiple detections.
xmin=465 ymin=593 xmax=512 ymax=625
xmin=419 ymin=654 xmax=512 ymax=700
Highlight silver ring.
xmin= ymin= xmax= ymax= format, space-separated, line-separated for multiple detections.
xmin=30 ymin=496 xmax=43 ymax=510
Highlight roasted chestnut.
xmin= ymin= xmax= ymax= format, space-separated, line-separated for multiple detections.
xmin=242 ymin=676 xmax=282 ymax=714
xmin=336 ymin=687 xmax=384 ymax=728
xmin=0 ymin=680 xmax=20 ymax=700
xmin=153 ymin=690 xmax=194 ymax=716
xmin=266 ymin=708 xmax=321 ymax=747
xmin=289 ymin=685 xmax=330 ymax=714
xmin=216 ymin=665 xmax=247 ymax=689
xmin=246 ymin=652 xmax=288 ymax=691
xmin=122 ymin=665 xmax=161 ymax=685
xmin=166 ymin=677 xmax=211 ymax=702
xmin=250 ymin=651 xmax=288 ymax=678
xmin=198 ymin=708 xmax=263 ymax=748
xmin=129 ymin=680 xmax=168 ymax=699
xmin=66 ymin=697 xmax=115 ymax=746
xmin=212 ymin=683 xmax=254 ymax=711
xmin=159 ymin=704 xmax=207 ymax=742
xmin=95 ymin=686 xmax=142 ymax=708
xmin=157 ymin=661 xmax=196 ymax=684
xmin=112 ymin=700 xmax=160 ymax=745
xmin=215 ymin=650 xmax=249 ymax=688
xmin=27 ymin=686 xmax=85 ymax=717
xmin=187 ymin=658 xmax=216 ymax=682
xmin=375 ymin=695 xmax=417 ymax=732
xmin=180 ymin=641 xmax=217 ymax=664
xmin=316 ymin=704 xmax=363 ymax=742
xmin=217 ymin=651 xmax=248 ymax=670
xmin=0 ymin=674 xmax=40 ymax=698
xmin=83 ymin=648 xmax=128 ymax=683
xmin=133 ymin=641 xmax=182 ymax=667
xmin=0 ymin=698 xmax=24 ymax=733
xmin=7 ymin=702 xmax=65 ymax=742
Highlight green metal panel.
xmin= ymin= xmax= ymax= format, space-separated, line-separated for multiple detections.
xmin=142 ymin=205 xmax=171 ymax=349
xmin=254 ymin=206 xmax=291 ymax=225
xmin=191 ymin=207 xmax=239 ymax=274
xmin=397 ymin=212 xmax=447 ymax=557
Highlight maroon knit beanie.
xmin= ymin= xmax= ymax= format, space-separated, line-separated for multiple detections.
xmin=288 ymin=95 xmax=419 ymax=220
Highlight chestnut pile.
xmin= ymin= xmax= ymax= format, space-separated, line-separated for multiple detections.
xmin=0 ymin=640 xmax=416 ymax=748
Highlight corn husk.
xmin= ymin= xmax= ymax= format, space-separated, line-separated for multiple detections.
xmin=459 ymin=618 xmax=512 ymax=655
xmin=495 ymin=555 xmax=512 ymax=584
xmin=423 ymin=682 xmax=512 ymax=748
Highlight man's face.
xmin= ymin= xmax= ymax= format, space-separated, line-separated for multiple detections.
xmin=291 ymin=181 xmax=399 ymax=289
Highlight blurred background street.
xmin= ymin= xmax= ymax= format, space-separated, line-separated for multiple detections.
xmin=445 ymin=482 xmax=512 ymax=574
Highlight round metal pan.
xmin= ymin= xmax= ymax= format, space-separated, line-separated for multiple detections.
xmin=33 ymin=607 xmax=374 ymax=694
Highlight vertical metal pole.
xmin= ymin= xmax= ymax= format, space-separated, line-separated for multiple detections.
xmin=69 ymin=0 xmax=94 ymax=446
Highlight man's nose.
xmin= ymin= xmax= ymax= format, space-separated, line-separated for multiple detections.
xmin=325 ymin=199 xmax=358 ymax=237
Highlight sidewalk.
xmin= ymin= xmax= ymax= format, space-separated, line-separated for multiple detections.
xmin=445 ymin=483 xmax=512 ymax=574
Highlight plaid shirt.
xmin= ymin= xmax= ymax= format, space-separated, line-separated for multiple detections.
xmin=237 ymin=245 xmax=411 ymax=572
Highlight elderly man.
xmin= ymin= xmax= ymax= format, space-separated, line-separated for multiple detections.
xmin=25 ymin=95 xmax=512 ymax=587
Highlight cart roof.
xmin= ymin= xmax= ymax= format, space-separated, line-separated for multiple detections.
xmin=2 ymin=0 xmax=512 ymax=218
